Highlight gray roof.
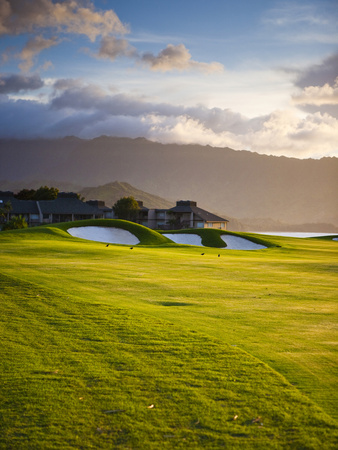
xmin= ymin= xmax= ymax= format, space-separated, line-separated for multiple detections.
xmin=0 ymin=197 xmax=39 ymax=214
xmin=38 ymin=198 xmax=102 ymax=215
xmin=0 ymin=195 xmax=103 ymax=216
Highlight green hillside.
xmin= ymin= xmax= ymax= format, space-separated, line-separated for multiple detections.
xmin=0 ymin=222 xmax=337 ymax=448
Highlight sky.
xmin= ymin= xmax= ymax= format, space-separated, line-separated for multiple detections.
xmin=0 ymin=0 xmax=337 ymax=159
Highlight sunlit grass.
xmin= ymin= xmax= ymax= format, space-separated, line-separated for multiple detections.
xmin=0 ymin=222 xmax=337 ymax=448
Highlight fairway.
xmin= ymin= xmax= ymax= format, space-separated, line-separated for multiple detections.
xmin=0 ymin=221 xmax=337 ymax=449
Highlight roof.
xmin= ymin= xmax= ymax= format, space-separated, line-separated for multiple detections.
xmin=169 ymin=203 xmax=228 ymax=222
xmin=0 ymin=194 xmax=104 ymax=215
xmin=0 ymin=197 xmax=39 ymax=214
xmin=38 ymin=198 xmax=103 ymax=215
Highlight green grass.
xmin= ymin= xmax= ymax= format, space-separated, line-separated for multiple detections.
xmin=0 ymin=221 xmax=337 ymax=448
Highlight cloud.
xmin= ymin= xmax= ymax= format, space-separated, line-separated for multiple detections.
xmin=0 ymin=73 xmax=44 ymax=94
xmin=1 ymin=0 xmax=129 ymax=71
xmin=293 ymin=77 xmax=338 ymax=106
xmin=97 ymin=36 xmax=137 ymax=61
xmin=288 ymin=53 xmax=338 ymax=117
xmin=263 ymin=3 xmax=329 ymax=27
xmin=141 ymin=44 xmax=224 ymax=73
xmin=0 ymin=0 xmax=128 ymax=40
xmin=294 ymin=53 xmax=338 ymax=89
xmin=262 ymin=3 xmax=338 ymax=44
xmin=0 ymin=80 xmax=337 ymax=158
xmin=1 ymin=2 xmax=223 ymax=74
xmin=53 ymin=78 xmax=83 ymax=92
xmin=18 ymin=35 xmax=59 ymax=72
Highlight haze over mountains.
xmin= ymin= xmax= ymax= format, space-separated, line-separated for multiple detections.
xmin=79 ymin=181 xmax=173 ymax=210
xmin=1 ymin=136 xmax=337 ymax=231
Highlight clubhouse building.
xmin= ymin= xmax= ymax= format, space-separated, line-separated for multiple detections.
xmin=0 ymin=192 xmax=228 ymax=230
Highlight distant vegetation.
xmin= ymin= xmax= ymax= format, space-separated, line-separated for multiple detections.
xmin=15 ymin=185 xmax=59 ymax=200
xmin=113 ymin=196 xmax=140 ymax=221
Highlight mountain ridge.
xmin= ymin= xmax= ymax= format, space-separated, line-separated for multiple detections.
xmin=1 ymin=136 xmax=337 ymax=226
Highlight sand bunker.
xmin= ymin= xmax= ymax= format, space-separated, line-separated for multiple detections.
xmin=163 ymin=233 xmax=203 ymax=246
xmin=68 ymin=226 xmax=140 ymax=245
xmin=333 ymin=237 xmax=338 ymax=241
xmin=220 ymin=235 xmax=266 ymax=250
xmin=163 ymin=233 xmax=266 ymax=250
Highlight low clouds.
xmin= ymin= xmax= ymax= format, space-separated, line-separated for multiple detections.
xmin=141 ymin=44 xmax=224 ymax=73
xmin=0 ymin=78 xmax=337 ymax=159
xmin=291 ymin=53 xmax=338 ymax=118
xmin=293 ymin=78 xmax=338 ymax=106
xmin=0 ymin=73 xmax=44 ymax=93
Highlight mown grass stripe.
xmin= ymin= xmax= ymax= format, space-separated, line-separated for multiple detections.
xmin=0 ymin=271 xmax=337 ymax=449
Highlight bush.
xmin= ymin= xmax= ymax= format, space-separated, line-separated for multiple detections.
xmin=2 ymin=215 xmax=28 ymax=231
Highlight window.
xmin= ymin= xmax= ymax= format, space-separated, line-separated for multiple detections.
xmin=207 ymin=223 xmax=213 ymax=228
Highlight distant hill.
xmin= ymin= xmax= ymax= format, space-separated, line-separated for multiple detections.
xmin=79 ymin=181 xmax=174 ymax=209
xmin=1 ymin=136 xmax=337 ymax=227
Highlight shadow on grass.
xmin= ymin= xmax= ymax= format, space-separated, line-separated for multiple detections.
xmin=158 ymin=301 xmax=193 ymax=307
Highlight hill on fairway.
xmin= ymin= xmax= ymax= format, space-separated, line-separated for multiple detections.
xmin=0 ymin=221 xmax=337 ymax=448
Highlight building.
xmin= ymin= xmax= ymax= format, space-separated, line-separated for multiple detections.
xmin=0 ymin=192 xmax=112 ymax=227
xmin=0 ymin=192 xmax=228 ymax=230
xmin=138 ymin=200 xmax=228 ymax=230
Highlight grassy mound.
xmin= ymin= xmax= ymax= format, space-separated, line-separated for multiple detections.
xmin=59 ymin=219 xmax=173 ymax=246
xmin=2 ymin=219 xmax=172 ymax=246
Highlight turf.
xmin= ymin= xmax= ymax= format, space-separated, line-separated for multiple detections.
xmin=0 ymin=221 xmax=337 ymax=448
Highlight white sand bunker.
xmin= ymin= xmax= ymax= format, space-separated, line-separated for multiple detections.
xmin=163 ymin=233 xmax=266 ymax=250
xmin=163 ymin=233 xmax=203 ymax=246
xmin=68 ymin=226 xmax=140 ymax=245
xmin=333 ymin=237 xmax=338 ymax=241
xmin=221 ymin=235 xmax=266 ymax=250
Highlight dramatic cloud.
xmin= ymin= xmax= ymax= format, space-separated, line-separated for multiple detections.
xmin=295 ymin=53 xmax=338 ymax=89
xmin=141 ymin=44 xmax=224 ymax=73
xmin=97 ymin=36 xmax=137 ymax=61
xmin=0 ymin=73 xmax=44 ymax=94
xmin=1 ymin=80 xmax=337 ymax=158
xmin=19 ymin=35 xmax=59 ymax=72
xmin=0 ymin=0 xmax=128 ymax=39
xmin=0 ymin=0 xmax=129 ymax=71
xmin=1 ymin=2 xmax=222 ymax=74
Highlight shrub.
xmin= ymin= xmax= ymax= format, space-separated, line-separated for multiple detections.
xmin=2 ymin=215 xmax=28 ymax=231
